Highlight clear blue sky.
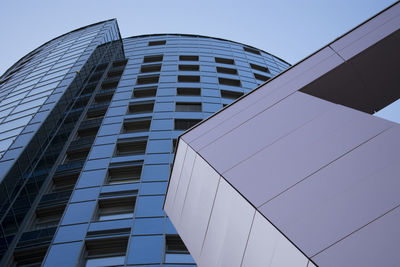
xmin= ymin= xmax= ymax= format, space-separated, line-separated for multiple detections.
xmin=0 ymin=0 xmax=398 ymax=122
xmin=0 ymin=0 xmax=396 ymax=75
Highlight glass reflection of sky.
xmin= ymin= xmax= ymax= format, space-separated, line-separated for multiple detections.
xmin=374 ymin=99 xmax=400 ymax=124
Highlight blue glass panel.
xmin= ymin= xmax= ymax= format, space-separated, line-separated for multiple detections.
xmin=127 ymin=235 xmax=163 ymax=264
xmin=135 ymin=195 xmax=165 ymax=218
xmin=54 ymin=224 xmax=87 ymax=243
xmin=132 ymin=217 xmax=164 ymax=235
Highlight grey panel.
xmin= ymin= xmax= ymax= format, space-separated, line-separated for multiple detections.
xmin=330 ymin=3 xmax=400 ymax=60
xmin=259 ymin=126 xmax=400 ymax=256
xmin=199 ymin=92 xmax=336 ymax=173
xmin=182 ymin=47 xmax=344 ymax=149
xmin=312 ymin=206 xmax=400 ymax=267
xmin=179 ymin=154 xmax=220 ymax=262
xmin=223 ymin=103 xmax=392 ymax=208
xmin=242 ymin=212 xmax=308 ymax=267
xmin=167 ymin=143 xmax=197 ymax=223
xmin=164 ymin=139 xmax=188 ymax=215
xmin=199 ymin=178 xmax=254 ymax=267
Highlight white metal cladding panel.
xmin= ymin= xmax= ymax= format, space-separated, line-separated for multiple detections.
xmin=199 ymin=178 xmax=255 ymax=267
xmin=242 ymin=211 xmax=309 ymax=267
xmin=164 ymin=140 xmax=188 ymax=215
xmin=179 ymin=151 xmax=220 ymax=263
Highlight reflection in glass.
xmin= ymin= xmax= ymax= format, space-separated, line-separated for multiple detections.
xmin=85 ymin=255 xmax=125 ymax=267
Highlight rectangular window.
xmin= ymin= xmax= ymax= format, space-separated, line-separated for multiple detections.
xmin=250 ymin=63 xmax=270 ymax=73
xmin=178 ymin=75 xmax=200 ymax=83
xmin=127 ymin=101 xmax=154 ymax=114
xmin=254 ymin=73 xmax=270 ymax=82
xmin=133 ymin=86 xmax=157 ymax=98
xmin=215 ymin=57 xmax=235 ymax=65
xmin=148 ymin=40 xmax=166 ymax=46
xmin=140 ymin=64 xmax=162 ymax=73
xmin=64 ymin=148 xmax=90 ymax=163
xmin=216 ymin=66 xmax=238 ymax=75
xmin=174 ymin=119 xmax=201 ymax=130
xmin=30 ymin=207 xmax=64 ymax=230
xmin=136 ymin=75 xmax=159 ymax=85
xmin=179 ymin=55 xmax=199 ymax=61
xmin=243 ymin=46 xmax=261 ymax=55
xmin=175 ymin=102 xmax=202 ymax=112
xmin=218 ymin=77 xmax=241 ymax=87
xmin=122 ymin=118 xmax=151 ymax=133
xmin=177 ymin=87 xmax=201 ymax=96
xmin=101 ymin=80 xmax=119 ymax=90
xmin=114 ymin=137 xmax=147 ymax=157
xmin=112 ymin=60 xmax=128 ymax=67
xmin=48 ymin=174 xmax=78 ymax=193
xmin=221 ymin=90 xmax=243 ymax=99
xmin=178 ymin=65 xmax=199 ymax=71
xmin=95 ymin=197 xmax=135 ymax=221
xmin=107 ymin=69 xmax=124 ymax=78
xmin=84 ymin=237 xmax=128 ymax=267
xmin=107 ymin=163 xmax=143 ymax=184
xmin=143 ymin=55 xmax=163 ymax=63
xmin=164 ymin=235 xmax=195 ymax=264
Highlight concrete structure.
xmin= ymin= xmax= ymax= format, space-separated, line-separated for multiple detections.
xmin=165 ymin=2 xmax=400 ymax=267
xmin=0 ymin=19 xmax=288 ymax=266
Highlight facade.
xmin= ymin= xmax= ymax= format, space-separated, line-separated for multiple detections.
xmin=165 ymin=2 xmax=400 ymax=267
xmin=0 ymin=19 xmax=289 ymax=266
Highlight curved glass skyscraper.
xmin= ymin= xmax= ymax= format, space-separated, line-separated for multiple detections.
xmin=0 ymin=19 xmax=289 ymax=266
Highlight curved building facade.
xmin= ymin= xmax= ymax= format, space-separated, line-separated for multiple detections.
xmin=0 ymin=20 xmax=289 ymax=266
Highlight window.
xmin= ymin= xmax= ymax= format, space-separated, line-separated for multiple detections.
xmin=143 ymin=55 xmax=163 ymax=63
xmin=127 ymin=101 xmax=154 ymax=114
xmin=140 ymin=64 xmax=161 ymax=73
xmin=13 ymin=246 xmax=48 ymax=267
xmin=107 ymin=69 xmax=123 ymax=78
xmin=148 ymin=40 xmax=166 ymax=46
xmin=254 ymin=73 xmax=270 ymax=82
xmin=48 ymin=174 xmax=78 ymax=193
xmin=64 ymin=149 xmax=90 ymax=163
xmin=133 ymin=86 xmax=157 ymax=98
xmin=216 ymin=66 xmax=238 ymax=75
xmin=121 ymin=118 xmax=151 ymax=133
xmin=177 ymin=87 xmax=201 ymax=96
xmin=179 ymin=55 xmax=199 ymax=61
xmin=114 ymin=137 xmax=147 ymax=157
xmin=175 ymin=102 xmax=202 ymax=112
xmin=30 ymin=207 xmax=64 ymax=230
xmin=136 ymin=75 xmax=159 ymax=85
xmin=84 ymin=237 xmax=128 ymax=267
xmin=174 ymin=119 xmax=201 ymax=130
xmin=221 ymin=90 xmax=243 ymax=99
xmin=107 ymin=163 xmax=142 ymax=184
xmin=86 ymin=107 xmax=107 ymax=119
xmin=243 ymin=46 xmax=261 ymax=55
xmin=179 ymin=65 xmax=199 ymax=71
xmin=112 ymin=60 xmax=127 ymax=67
xmin=250 ymin=63 xmax=270 ymax=73
xmin=215 ymin=57 xmax=235 ymax=65
xmin=218 ymin=77 xmax=241 ymax=87
xmin=94 ymin=93 xmax=113 ymax=104
xmin=95 ymin=197 xmax=135 ymax=221
xmin=101 ymin=80 xmax=119 ymax=90
xmin=77 ymin=126 xmax=100 ymax=139
xmin=178 ymin=75 xmax=200 ymax=83
xmin=96 ymin=63 xmax=108 ymax=71
xmin=164 ymin=235 xmax=195 ymax=264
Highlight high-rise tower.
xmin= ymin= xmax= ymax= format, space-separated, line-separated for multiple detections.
xmin=0 ymin=20 xmax=289 ymax=266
